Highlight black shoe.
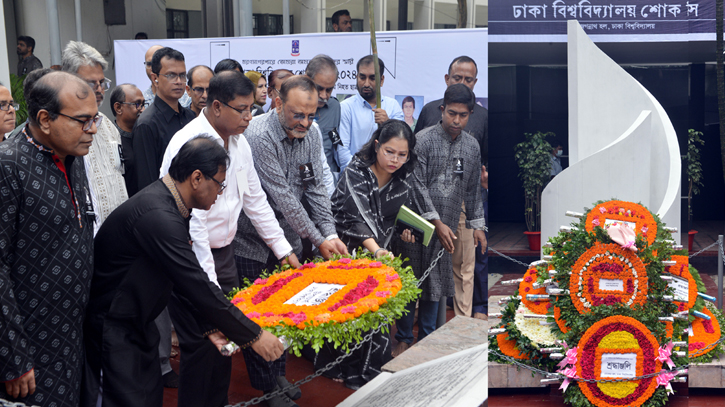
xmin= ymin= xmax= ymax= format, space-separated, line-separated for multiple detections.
xmin=264 ymin=386 xmax=299 ymax=407
xmin=344 ymin=380 xmax=362 ymax=391
xmin=162 ymin=370 xmax=179 ymax=388
xmin=275 ymin=376 xmax=301 ymax=400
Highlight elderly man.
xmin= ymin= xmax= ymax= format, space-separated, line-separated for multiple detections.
xmin=160 ymin=71 xmax=300 ymax=407
xmin=82 ymin=136 xmax=284 ymax=407
xmin=110 ymin=83 xmax=146 ymax=194
xmin=186 ymin=65 xmax=214 ymax=117
xmin=306 ymin=54 xmax=342 ymax=181
xmin=337 ymin=55 xmax=403 ymax=171
xmin=0 ymin=71 xmax=98 ymax=407
xmin=235 ymin=76 xmax=348 ymax=407
xmin=62 ymin=41 xmax=128 ymax=234
xmin=143 ymin=45 xmax=191 ymax=108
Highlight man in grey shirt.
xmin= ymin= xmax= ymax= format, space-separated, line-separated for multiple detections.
xmin=16 ymin=36 xmax=43 ymax=76
xmin=306 ymin=54 xmax=342 ymax=181
xmin=235 ymin=75 xmax=347 ymax=406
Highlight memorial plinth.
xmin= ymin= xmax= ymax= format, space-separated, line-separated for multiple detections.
xmin=689 ymin=353 xmax=725 ymax=388
xmin=382 ymin=315 xmax=486 ymax=374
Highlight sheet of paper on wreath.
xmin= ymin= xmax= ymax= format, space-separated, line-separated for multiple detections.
xmin=229 ymin=255 xmax=421 ymax=355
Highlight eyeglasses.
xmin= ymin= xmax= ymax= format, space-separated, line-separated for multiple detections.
xmin=380 ymin=148 xmax=409 ymax=163
xmin=191 ymin=87 xmax=209 ymax=96
xmin=0 ymin=101 xmax=19 ymax=111
xmin=87 ymin=78 xmax=112 ymax=91
xmin=121 ymin=101 xmax=148 ymax=110
xmin=159 ymin=72 xmax=187 ymax=82
xmin=205 ymin=175 xmax=226 ymax=193
xmin=57 ymin=112 xmax=102 ymax=132
xmin=221 ymin=101 xmax=253 ymax=116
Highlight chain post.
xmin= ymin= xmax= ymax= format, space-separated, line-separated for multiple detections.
xmin=718 ymin=235 xmax=723 ymax=310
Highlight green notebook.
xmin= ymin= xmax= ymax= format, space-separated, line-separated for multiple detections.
xmin=395 ymin=205 xmax=435 ymax=246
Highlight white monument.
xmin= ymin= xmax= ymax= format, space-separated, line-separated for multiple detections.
xmin=540 ymin=20 xmax=681 ymax=250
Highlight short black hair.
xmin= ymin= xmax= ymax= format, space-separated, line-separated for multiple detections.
xmin=279 ymin=75 xmax=317 ymax=103
xmin=27 ymin=72 xmax=90 ymax=125
xmin=268 ymin=69 xmax=294 ymax=90
xmin=109 ymin=84 xmax=137 ymax=117
xmin=356 ymin=55 xmax=384 ymax=75
xmin=18 ymin=36 xmax=36 ymax=52
xmin=213 ymin=59 xmax=244 ymax=75
xmin=305 ymin=54 xmax=338 ymax=79
xmin=207 ymin=71 xmax=254 ymax=105
xmin=135 ymin=32 xmax=148 ymax=40
xmin=188 ymin=65 xmax=214 ymax=87
xmin=151 ymin=47 xmax=185 ymax=75
xmin=331 ymin=9 xmax=350 ymax=25
xmin=442 ymin=83 xmax=475 ymax=112
xmin=23 ymin=68 xmax=53 ymax=97
xmin=356 ymin=119 xmax=417 ymax=177
xmin=169 ymin=135 xmax=230 ymax=182
xmin=448 ymin=56 xmax=478 ymax=77
xmin=402 ymin=96 xmax=415 ymax=109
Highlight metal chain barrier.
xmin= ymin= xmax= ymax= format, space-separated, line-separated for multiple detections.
xmin=226 ymin=248 xmax=447 ymax=407
xmin=689 ymin=241 xmax=718 ymax=259
xmin=488 ymin=247 xmax=531 ymax=267
xmin=0 ymin=400 xmax=38 ymax=407
xmin=719 ymin=237 xmax=724 ymax=266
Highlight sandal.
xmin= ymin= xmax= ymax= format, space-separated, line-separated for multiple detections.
xmin=392 ymin=342 xmax=410 ymax=358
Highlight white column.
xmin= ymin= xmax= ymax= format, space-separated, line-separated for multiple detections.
xmin=363 ymin=0 xmax=385 ymax=31
xmin=233 ymin=0 xmax=240 ymax=36
xmin=240 ymin=0 xmax=253 ymax=36
xmin=0 ymin=1 xmax=10 ymax=87
xmin=300 ymin=0 xmax=324 ymax=33
xmin=413 ymin=0 xmax=434 ymax=30
xmin=283 ymin=0 xmax=290 ymax=34
xmin=74 ymin=0 xmax=82 ymax=40
xmin=45 ymin=0 xmax=62 ymax=66
xmin=467 ymin=0 xmax=476 ymax=28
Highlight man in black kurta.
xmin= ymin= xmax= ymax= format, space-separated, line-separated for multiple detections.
xmin=0 ymin=72 xmax=97 ymax=407
xmin=81 ymin=136 xmax=284 ymax=407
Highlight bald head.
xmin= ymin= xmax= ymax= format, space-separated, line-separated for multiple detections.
xmin=28 ymin=71 xmax=92 ymax=125
xmin=145 ymin=45 xmax=164 ymax=82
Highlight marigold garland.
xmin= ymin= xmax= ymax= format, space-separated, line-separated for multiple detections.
xmin=230 ymin=255 xmax=420 ymax=355
xmin=576 ymin=316 xmax=662 ymax=407
xmin=569 ymin=243 xmax=648 ymax=314
xmin=688 ymin=305 xmax=722 ymax=359
xmin=585 ymin=201 xmax=658 ymax=247
xmin=496 ymin=333 xmax=530 ymax=360
xmin=519 ymin=267 xmax=549 ymax=315
xmin=664 ymin=255 xmax=697 ymax=312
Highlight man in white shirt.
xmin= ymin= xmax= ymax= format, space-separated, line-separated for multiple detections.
xmin=159 ymin=71 xmax=301 ymax=407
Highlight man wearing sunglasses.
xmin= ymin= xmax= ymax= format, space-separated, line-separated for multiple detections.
xmin=110 ymin=83 xmax=146 ymax=195
xmin=160 ymin=70 xmax=300 ymax=407
xmin=62 ymin=41 xmax=128 ymax=236
xmin=0 ymin=71 xmax=97 ymax=407
xmin=186 ymin=65 xmax=214 ymax=117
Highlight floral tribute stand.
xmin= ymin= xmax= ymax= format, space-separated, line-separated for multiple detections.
xmin=489 ymin=200 xmax=725 ymax=407
xmin=229 ymin=254 xmax=420 ymax=356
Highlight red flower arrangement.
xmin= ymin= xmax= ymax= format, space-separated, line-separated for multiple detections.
xmin=576 ymin=316 xmax=662 ymax=407
xmin=519 ymin=267 xmax=549 ymax=315
xmin=585 ymin=201 xmax=658 ymax=247
xmin=689 ymin=306 xmax=722 ymax=359
xmin=232 ymin=258 xmax=402 ymax=329
xmin=569 ymin=243 xmax=648 ymax=314
xmin=497 ymin=333 xmax=530 ymax=360
xmin=664 ymin=255 xmax=697 ymax=312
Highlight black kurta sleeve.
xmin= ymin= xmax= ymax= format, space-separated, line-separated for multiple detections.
xmin=0 ymin=162 xmax=34 ymax=381
xmin=132 ymin=123 xmax=162 ymax=192
xmin=331 ymin=164 xmax=379 ymax=250
xmin=133 ymin=210 xmax=262 ymax=347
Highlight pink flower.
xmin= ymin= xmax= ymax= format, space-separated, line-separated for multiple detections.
xmin=263 ymin=312 xmax=274 ymax=317
xmin=290 ymin=313 xmax=307 ymax=324
xmin=340 ymin=305 xmax=356 ymax=314
xmin=231 ymin=297 xmax=243 ymax=305
xmin=339 ymin=258 xmax=352 ymax=264
xmin=254 ymin=278 xmax=268 ymax=285
xmin=641 ymin=226 xmax=648 ymax=233
xmin=592 ymin=218 xmax=600 ymax=226
xmin=599 ymin=207 xmax=606 ymax=214
xmin=376 ymin=290 xmax=391 ymax=297
xmin=385 ymin=274 xmax=399 ymax=282
xmin=247 ymin=312 xmax=261 ymax=318
xmin=302 ymin=262 xmax=316 ymax=269
xmin=369 ymin=261 xmax=382 ymax=268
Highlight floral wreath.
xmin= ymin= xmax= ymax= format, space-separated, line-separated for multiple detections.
xmin=575 ymin=316 xmax=662 ymax=407
xmin=229 ymin=254 xmax=420 ymax=355
xmin=496 ymin=332 xmax=530 ymax=360
xmin=688 ymin=302 xmax=724 ymax=360
xmin=569 ymin=243 xmax=648 ymax=314
xmin=585 ymin=201 xmax=658 ymax=246
xmin=519 ymin=267 xmax=549 ymax=315
xmin=664 ymin=255 xmax=697 ymax=312
xmin=514 ymin=302 xmax=558 ymax=346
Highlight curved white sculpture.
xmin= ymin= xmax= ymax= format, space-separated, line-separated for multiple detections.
xmin=540 ymin=21 xmax=681 ymax=252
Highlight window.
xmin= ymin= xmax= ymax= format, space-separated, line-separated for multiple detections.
xmin=166 ymin=9 xmax=189 ymax=38
xmin=325 ymin=18 xmax=363 ymax=32
xmin=253 ymin=14 xmax=294 ymax=35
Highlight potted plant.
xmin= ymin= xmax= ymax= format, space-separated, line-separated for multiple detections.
xmin=514 ymin=131 xmax=554 ymax=250
xmin=10 ymin=74 xmax=28 ymax=126
xmin=685 ymin=129 xmax=704 ymax=252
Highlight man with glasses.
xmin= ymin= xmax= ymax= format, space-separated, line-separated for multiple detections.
xmin=305 ymin=54 xmax=342 ymax=183
xmin=62 ymin=41 xmax=128 ymax=235
xmin=186 ymin=65 xmax=214 ymax=117
xmin=236 ymin=75 xmax=347 ymax=407
xmin=0 ymin=84 xmax=18 ymax=141
xmin=133 ymin=47 xmax=195 ymax=196
xmin=0 ymin=71 xmax=97 ymax=407
xmin=160 ymin=71 xmax=300 ymax=407
xmin=143 ymin=45 xmax=192 ymax=109
xmin=110 ymin=83 xmax=146 ymax=194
